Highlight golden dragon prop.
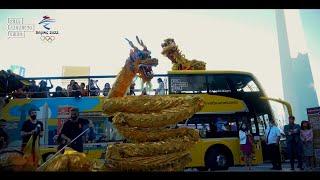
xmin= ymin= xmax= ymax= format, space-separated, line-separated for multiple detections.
xmin=101 ymin=36 xmax=204 ymax=171
xmin=161 ymin=38 xmax=206 ymax=70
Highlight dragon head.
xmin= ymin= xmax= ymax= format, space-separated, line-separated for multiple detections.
xmin=125 ymin=36 xmax=158 ymax=82
xmin=161 ymin=38 xmax=178 ymax=64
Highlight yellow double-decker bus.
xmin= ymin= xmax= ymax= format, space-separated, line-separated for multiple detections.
xmin=167 ymin=70 xmax=282 ymax=170
xmin=0 ymin=70 xmax=288 ymax=170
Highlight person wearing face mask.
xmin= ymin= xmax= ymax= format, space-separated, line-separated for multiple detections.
xmin=20 ymin=109 xmax=44 ymax=151
xmin=60 ymin=108 xmax=89 ymax=152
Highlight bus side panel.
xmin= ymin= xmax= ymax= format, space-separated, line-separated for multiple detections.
xmin=187 ymin=140 xmax=204 ymax=167
xmin=199 ymin=94 xmax=248 ymax=114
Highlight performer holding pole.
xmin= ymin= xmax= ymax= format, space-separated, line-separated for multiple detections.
xmin=59 ymin=107 xmax=89 ymax=152
xmin=37 ymin=108 xmax=89 ymax=171
xmin=37 ymin=127 xmax=90 ymax=171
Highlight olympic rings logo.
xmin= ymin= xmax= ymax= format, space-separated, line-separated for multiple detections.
xmin=40 ymin=35 xmax=55 ymax=42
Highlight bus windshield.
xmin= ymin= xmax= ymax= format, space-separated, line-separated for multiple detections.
xmin=169 ymin=73 xmax=261 ymax=94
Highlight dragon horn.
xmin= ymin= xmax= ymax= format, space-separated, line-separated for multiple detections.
xmin=136 ymin=36 xmax=146 ymax=49
xmin=136 ymin=36 xmax=140 ymax=44
xmin=125 ymin=38 xmax=137 ymax=49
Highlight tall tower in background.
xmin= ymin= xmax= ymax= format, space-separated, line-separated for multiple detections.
xmin=275 ymin=9 xmax=319 ymax=122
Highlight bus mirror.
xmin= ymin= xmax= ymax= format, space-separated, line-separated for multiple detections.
xmin=260 ymin=96 xmax=293 ymax=117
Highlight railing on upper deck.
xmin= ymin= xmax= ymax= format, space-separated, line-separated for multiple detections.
xmin=6 ymin=74 xmax=169 ymax=98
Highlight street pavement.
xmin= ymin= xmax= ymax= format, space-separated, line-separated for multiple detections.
xmin=226 ymin=162 xmax=320 ymax=172
xmin=185 ymin=162 xmax=320 ymax=172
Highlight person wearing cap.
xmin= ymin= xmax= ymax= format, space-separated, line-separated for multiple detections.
xmin=20 ymin=109 xmax=44 ymax=151
xmin=0 ymin=119 xmax=9 ymax=150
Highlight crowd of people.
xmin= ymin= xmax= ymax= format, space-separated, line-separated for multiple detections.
xmin=11 ymin=78 xmax=166 ymax=99
xmin=11 ymin=79 xmax=109 ymax=98
xmin=239 ymin=115 xmax=314 ymax=171
xmin=12 ymin=80 xmax=54 ymax=98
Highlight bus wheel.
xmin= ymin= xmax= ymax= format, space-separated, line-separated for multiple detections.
xmin=205 ymin=148 xmax=231 ymax=171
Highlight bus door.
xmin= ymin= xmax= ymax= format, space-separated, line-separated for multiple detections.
xmin=235 ymin=112 xmax=263 ymax=164
xmin=256 ymin=113 xmax=271 ymax=162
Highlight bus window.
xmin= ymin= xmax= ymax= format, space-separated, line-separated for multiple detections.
xmin=197 ymin=123 xmax=210 ymax=138
xmin=264 ymin=114 xmax=270 ymax=128
xmin=179 ymin=114 xmax=238 ymax=138
xmin=257 ymin=115 xmax=266 ymax=136
xmin=182 ymin=117 xmax=199 ymax=129
xmin=237 ymin=115 xmax=258 ymax=136
xmin=215 ymin=117 xmax=228 ymax=132
xmin=80 ymin=113 xmax=106 ymax=143
xmin=210 ymin=116 xmax=238 ymax=138
xmin=264 ymin=114 xmax=269 ymax=122
xmin=237 ymin=116 xmax=248 ymax=128
xmin=169 ymin=75 xmax=207 ymax=94
xmin=243 ymin=81 xmax=260 ymax=92
xmin=207 ymin=75 xmax=231 ymax=93
xmin=229 ymin=75 xmax=260 ymax=92
xmin=80 ymin=112 xmax=124 ymax=143
xmin=229 ymin=121 xmax=238 ymax=132
xmin=250 ymin=118 xmax=257 ymax=134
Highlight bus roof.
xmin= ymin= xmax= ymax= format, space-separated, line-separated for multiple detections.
xmin=167 ymin=70 xmax=254 ymax=76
